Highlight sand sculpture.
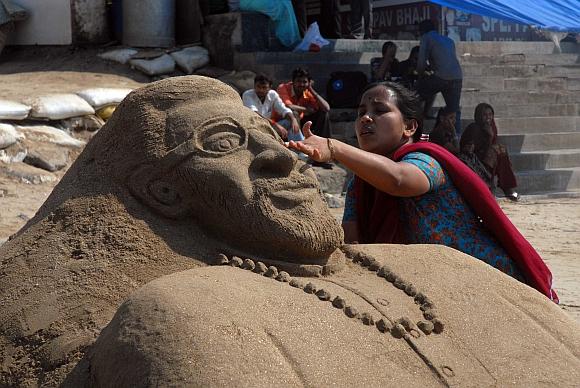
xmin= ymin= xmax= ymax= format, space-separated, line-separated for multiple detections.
xmin=0 ymin=76 xmax=579 ymax=387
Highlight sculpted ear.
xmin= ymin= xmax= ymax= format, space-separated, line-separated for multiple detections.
xmin=128 ymin=165 xmax=190 ymax=219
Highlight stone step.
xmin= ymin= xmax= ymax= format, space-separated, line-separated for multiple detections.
xmin=460 ymin=53 xmax=580 ymax=66
xmin=451 ymin=103 xmax=579 ymax=119
xmin=511 ymin=149 xmax=580 ymax=171
xmin=238 ymin=51 xmax=376 ymax=66
xmin=331 ymin=120 xmax=356 ymax=140
xmin=240 ymin=50 xmax=580 ymax=67
xmin=436 ymin=89 xmax=580 ymax=107
xmin=569 ymin=78 xmax=580 ymax=90
xmin=324 ymin=39 xmax=420 ymax=53
xmin=236 ymin=62 xmax=372 ymax=89
xmin=237 ymin=53 xmax=580 ymax=81
xmin=329 ymin=108 xmax=358 ymax=122
xmin=515 ymin=167 xmax=580 ymax=194
xmin=257 ymin=66 xmax=580 ymax=107
xmin=464 ymin=76 xmax=580 ymax=92
xmin=240 ymin=57 xmax=580 ymax=82
xmin=462 ymin=63 xmax=541 ymax=77
xmin=331 ymin=105 xmax=580 ymax=121
xmin=330 ymin=116 xmax=580 ymax=138
xmin=461 ymin=64 xmax=580 ymax=78
xmin=324 ymin=40 xmax=578 ymax=55
xmin=503 ymin=76 xmax=580 ymax=91
xmin=314 ymin=143 xmax=580 ymax=196
xmin=491 ymin=116 xmax=580 ymax=135
xmin=544 ymin=65 xmax=580 ymax=77
xmin=499 ymin=132 xmax=580 ymax=152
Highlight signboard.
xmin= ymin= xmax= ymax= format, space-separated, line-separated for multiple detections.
xmin=372 ymin=1 xmax=440 ymax=39
xmin=306 ymin=0 xmax=548 ymax=42
xmin=442 ymin=7 xmax=547 ymax=42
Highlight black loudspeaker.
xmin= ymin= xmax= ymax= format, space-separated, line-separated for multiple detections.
xmin=326 ymin=71 xmax=368 ymax=108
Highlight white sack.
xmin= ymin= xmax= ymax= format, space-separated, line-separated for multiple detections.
xmin=15 ymin=125 xmax=86 ymax=148
xmin=0 ymin=149 xmax=27 ymax=164
xmin=98 ymin=48 xmax=139 ymax=64
xmin=26 ymin=94 xmax=95 ymax=120
xmin=170 ymin=46 xmax=209 ymax=74
xmin=76 ymin=88 xmax=133 ymax=109
xmin=0 ymin=123 xmax=23 ymax=149
xmin=130 ymin=54 xmax=175 ymax=76
xmin=0 ymin=100 xmax=31 ymax=120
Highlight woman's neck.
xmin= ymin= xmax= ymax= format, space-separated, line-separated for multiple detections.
xmin=386 ymin=138 xmax=413 ymax=159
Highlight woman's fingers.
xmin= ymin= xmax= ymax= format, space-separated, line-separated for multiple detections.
xmin=287 ymin=140 xmax=322 ymax=160
xmin=302 ymin=121 xmax=313 ymax=138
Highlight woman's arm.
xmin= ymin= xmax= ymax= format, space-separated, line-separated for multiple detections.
xmin=289 ymin=123 xmax=430 ymax=197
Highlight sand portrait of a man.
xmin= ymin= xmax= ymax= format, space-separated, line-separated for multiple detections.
xmin=151 ymin=100 xmax=343 ymax=263
xmin=0 ymin=76 xmax=579 ymax=387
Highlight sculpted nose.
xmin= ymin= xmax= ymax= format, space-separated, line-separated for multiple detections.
xmin=250 ymin=138 xmax=296 ymax=178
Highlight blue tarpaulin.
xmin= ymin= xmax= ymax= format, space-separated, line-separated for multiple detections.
xmin=428 ymin=0 xmax=580 ymax=32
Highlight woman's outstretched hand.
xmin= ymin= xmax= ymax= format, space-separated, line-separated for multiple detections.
xmin=286 ymin=121 xmax=332 ymax=162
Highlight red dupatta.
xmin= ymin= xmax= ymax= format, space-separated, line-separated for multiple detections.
xmin=354 ymin=141 xmax=558 ymax=303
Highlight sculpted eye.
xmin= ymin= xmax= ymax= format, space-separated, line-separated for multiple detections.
xmin=202 ymin=132 xmax=242 ymax=152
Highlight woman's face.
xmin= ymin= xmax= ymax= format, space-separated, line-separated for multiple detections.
xmin=383 ymin=45 xmax=396 ymax=58
xmin=442 ymin=111 xmax=456 ymax=129
xmin=482 ymin=108 xmax=494 ymax=125
xmin=355 ymin=85 xmax=415 ymax=156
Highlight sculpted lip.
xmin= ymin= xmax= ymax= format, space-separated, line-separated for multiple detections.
xmin=270 ymin=187 xmax=318 ymax=204
xmin=253 ymin=175 xmax=319 ymax=206
xmin=269 ymin=181 xmax=319 ymax=205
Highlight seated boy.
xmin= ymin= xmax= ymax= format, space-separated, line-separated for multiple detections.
xmin=276 ymin=67 xmax=331 ymax=139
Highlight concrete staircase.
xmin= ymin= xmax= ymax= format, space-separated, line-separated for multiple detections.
xmin=234 ymin=40 xmax=580 ymax=195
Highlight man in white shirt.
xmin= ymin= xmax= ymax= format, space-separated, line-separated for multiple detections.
xmin=242 ymin=74 xmax=303 ymax=141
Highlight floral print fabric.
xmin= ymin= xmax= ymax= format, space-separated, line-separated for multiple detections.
xmin=343 ymin=152 xmax=523 ymax=279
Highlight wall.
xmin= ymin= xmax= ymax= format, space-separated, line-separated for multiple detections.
xmin=9 ymin=0 xmax=72 ymax=45
xmin=71 ymin=0 xmax=109 ymax=44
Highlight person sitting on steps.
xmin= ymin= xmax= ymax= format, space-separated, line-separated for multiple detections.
xmin=370 ymin=41 xmax=400 ymax=82
xmin=429 ymin=108 xmax=459 ymax=155
xmin=397 ymin=45 xmax=423 ymax=89
xmin=242 ymin=73 xmax=302 ymax=142
xmin=460 ymin=103 xmax=519 ymax=201
xmin=276 ymin=67 xmax=333 ymax=168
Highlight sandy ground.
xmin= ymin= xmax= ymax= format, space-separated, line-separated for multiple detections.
xmin=0 ymin=46 xmax=147 ymax=101
xmin=0 ymin=46 xmax=578 ymax=323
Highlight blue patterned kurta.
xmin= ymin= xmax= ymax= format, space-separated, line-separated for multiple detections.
xmin=343 ymin=152 xmax=523 ymax=279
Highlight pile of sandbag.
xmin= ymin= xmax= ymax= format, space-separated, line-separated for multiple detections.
xmin=0 ymin=87 xmax=133 ymax=123
xmin=99 ymin=45 xmax=210 ymax=76
xmin=0 ymin=87 xmax=134 ymax=178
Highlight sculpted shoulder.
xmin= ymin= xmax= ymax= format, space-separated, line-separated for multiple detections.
xmin=73 ymin=245 xmax=580 ymax=387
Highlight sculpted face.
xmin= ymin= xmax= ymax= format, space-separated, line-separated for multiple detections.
xmin=159 ymin=97 xmax=343 ymax=262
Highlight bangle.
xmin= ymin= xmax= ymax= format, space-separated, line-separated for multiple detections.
xmin=327 ymin=138 xmax=336 ymax=161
